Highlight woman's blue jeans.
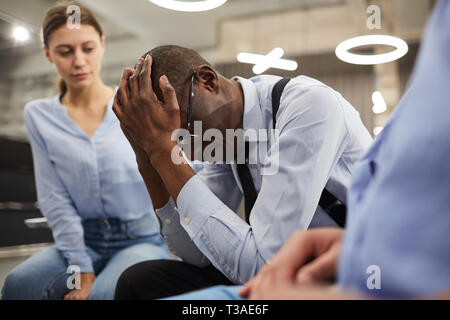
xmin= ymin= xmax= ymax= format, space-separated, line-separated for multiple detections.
xmin=1 ymin=214 xmax=170 ymax=300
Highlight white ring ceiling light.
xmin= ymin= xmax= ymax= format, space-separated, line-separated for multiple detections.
xmin=149 ymin=0 xmax=228 ymax=12
xmin=336 ymin=35 xmax=408 ymax=65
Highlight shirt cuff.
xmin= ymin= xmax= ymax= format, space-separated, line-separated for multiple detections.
xmin=176 ymin=175 xmax=224 ymax=238
xmin=155 ymin=197 xmax=184 ymax=235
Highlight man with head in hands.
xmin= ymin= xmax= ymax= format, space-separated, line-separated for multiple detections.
xmin=112 ymin=46 xmax=372 ymax=299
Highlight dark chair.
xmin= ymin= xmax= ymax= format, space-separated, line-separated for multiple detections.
xmin=0 ymin=137 xmax=52 ymax=247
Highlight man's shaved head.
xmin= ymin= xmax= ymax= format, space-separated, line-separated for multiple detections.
xmin=129 ymin=45 xmax=245 ymax=160
xmin=134 ymin=45 xmax=243 ymax=145
xmin=140 ymin=45 xmax=212 ymax=103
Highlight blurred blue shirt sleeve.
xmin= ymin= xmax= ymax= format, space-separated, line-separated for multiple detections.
xmin=338 ymin=0 xmax=450 ymax=298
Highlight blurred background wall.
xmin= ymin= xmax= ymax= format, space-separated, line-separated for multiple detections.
xmin=0 ymin=0 xmax=433 ymax=141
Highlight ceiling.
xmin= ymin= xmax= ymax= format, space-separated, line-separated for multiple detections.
xmin=0 ymin=0 xmax=432 ymax=78
xmin=76 ymin=0 xmax=344 ymax=50
xmin=0 ymin=0 xmax=344 ymax=51
xmin=0 ymin=0 xmax=435 ymax=141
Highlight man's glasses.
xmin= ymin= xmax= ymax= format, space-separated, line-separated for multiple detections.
xmin=187 ymin=71 xmax=195 ymax=132
xmin=178 ymin=71 xmax=200 ymax=147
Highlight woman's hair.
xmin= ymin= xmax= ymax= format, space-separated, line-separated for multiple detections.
xmin=41 ymin=1 xmax=104 ymax=93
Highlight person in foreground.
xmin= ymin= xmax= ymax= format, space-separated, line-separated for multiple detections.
xmin=164 ymin=0 xmax=450 ymax=300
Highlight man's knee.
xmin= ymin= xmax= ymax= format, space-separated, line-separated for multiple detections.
xmin=114 ymin=259 xmax=181 ymax=300
xmin=115 ymin=264 xmax=136 ymax=300
xmin=115 ymin=260 xmax=159 ymax=300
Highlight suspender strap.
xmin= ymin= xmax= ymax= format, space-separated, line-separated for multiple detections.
xmin=236 ymin=142 xmax=258 ymax=224
xmin=237 ymin=163 xmax=256 ymax=223
xmin=271 ymin=78 xmax=292 ymax=130
xmin=237 ymin=80 xmax=291 ymax=223
xmin=271 ymin=77 xmax=347 ymax=228
xmin=319 ymin=189 xmax=347 ymax=228
xmin=237 ymin=78 xmax=347 ymax=228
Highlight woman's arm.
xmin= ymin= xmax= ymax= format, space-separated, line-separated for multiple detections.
xmin=24 ymin=106 xmax=95 ymax=298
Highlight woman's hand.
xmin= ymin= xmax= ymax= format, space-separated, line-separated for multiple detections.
xmin=63 ymin=273 xmax=96 ymax=300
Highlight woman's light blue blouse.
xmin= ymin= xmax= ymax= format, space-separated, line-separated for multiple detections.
xmin=23 ymin=93 xmax=160 ymax=273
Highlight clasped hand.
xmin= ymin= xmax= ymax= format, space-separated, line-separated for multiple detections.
xmin=240 ymin=228 xmax=345 ymax=300
xmin=112 ymin=55 xmax=180 ymax=163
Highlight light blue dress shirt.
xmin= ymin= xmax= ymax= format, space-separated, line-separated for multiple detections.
xmin=23 ymin=93 xmax=160 ymax=273
xmin=156 ymin=75 xmax=372 ymax=284
xmin=338 ymin=0 xmax=450 ymax=299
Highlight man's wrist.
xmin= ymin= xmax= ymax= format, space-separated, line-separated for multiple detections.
xmin=136 ymin=152 xmax=151 ymax=170
xmin=148 ymin=141 xmax=179 ymax=169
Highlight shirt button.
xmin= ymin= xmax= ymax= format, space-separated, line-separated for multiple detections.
xmin=165 ymin=218 xmax=172 ymax=225
xmin=184 ymin=217 xmax=190 ymax=225
xmin=97 ymin=208 xmax=102 ymax=213
xmin=94 ymin=193 xmax=100 ymax=198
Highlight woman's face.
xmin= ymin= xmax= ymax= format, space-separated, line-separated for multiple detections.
xmin=45 ymin=24 xmax=104 ymax=90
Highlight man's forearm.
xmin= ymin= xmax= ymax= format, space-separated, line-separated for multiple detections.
xmin=136 ymin=153 xmax=170 ymax=209
xmin=149 ymin=143 xmax=196 ymax=206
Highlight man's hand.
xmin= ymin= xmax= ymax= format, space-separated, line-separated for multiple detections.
xmin=63 ymin=273 xmax=96 ymax=300
xmin=113 ymin=55 xmax=196 ymax=206
xmin=120 ymin=117 xmax=171 ymax=209
xmin=239 ymin=228 xmax=343 ymax=298
xmin=120 ymin=122 xmax=152 ymax=173
xmin=112 ymin=55 xmax=180 ymax=163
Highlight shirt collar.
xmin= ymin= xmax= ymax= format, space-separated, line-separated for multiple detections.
xmin=54 ymin=86 xmax=118 ymax=121
xmin=233 ymin=76 xmax=265 ymax=133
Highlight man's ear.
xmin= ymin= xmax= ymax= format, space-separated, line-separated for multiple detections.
xmin=43 ymin=46 xmax=53 ymax=64
xmin=195 ymin=65 xmax=219 ymax=93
